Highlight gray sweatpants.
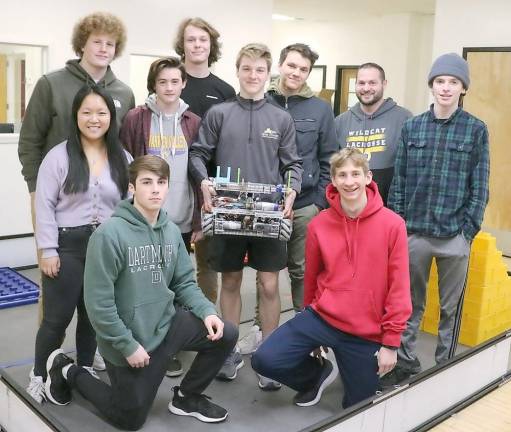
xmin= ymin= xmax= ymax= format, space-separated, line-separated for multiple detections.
xmin=398 ymin=233 xmax=470 ymax=372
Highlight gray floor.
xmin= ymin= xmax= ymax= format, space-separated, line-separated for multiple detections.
xmin=0 ymin=262 xmax=452 ymax=432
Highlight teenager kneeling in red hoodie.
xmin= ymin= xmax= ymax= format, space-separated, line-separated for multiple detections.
xmin=252 ymin=147 xmax=412 ymax=408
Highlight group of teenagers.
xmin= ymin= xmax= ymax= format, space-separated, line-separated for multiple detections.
xmin=17 ymin=10 xmax=489 ymax=431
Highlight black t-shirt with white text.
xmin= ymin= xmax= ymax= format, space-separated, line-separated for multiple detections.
xmin=181 ymin=73 xmax=235 ymax=118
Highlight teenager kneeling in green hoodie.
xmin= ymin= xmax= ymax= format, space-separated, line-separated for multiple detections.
xmin=43 ymin=155 xmax=237 ymax=429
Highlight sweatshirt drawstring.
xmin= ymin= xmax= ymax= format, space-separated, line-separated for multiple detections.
xmin=159 ymin=113 xmax=165 ymax=158
xmin=343 ymin=217 xmax=352 ymax=266
xmin=158 ymin=113 xmax=178 ymax=160
xmin=353 ymin=219 xmax=359 ymax=277
xmin=173 ymin=114 xmax=178 ymax=157
xmin=343 ymin=217 xmax=360 ymax=278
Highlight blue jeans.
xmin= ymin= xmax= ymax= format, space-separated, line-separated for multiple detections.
xmin=251 ymin=307 xmax=380 ymax=408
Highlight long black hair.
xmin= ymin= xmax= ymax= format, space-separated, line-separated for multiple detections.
xmin=63 ymin=84 xmax=129 ymax=197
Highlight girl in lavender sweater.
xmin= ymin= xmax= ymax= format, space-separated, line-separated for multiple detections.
xmin=27 ymin=85 xmax=131 ymax=403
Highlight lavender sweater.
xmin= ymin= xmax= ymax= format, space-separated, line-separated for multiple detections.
xmin=35 ymin=141 xmax=132 ymax=258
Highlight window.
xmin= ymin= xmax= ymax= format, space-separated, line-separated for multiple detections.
xmin=0 ymin=43 xmax=46 ymax=132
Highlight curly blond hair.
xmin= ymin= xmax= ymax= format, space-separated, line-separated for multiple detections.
xmin=71 ymin=12 xmax=127 ymax=59
xmin=174 ymin=17 xmax=221 ymax=66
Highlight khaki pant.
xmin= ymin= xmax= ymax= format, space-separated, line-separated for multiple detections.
xmin=194 ymin=237 xmax=218 ymax=303
xmin=286 ymin=204 xmax=320 ymax=311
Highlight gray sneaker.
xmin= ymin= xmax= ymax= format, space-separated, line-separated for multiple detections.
xmin=257 ymin=373 xmax=281 ymax=391
xmin=216 ymin=349 xmax=244 ymax=381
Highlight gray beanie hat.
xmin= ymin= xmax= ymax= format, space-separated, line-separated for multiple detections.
xmin=428 ymin=53 xmax=470 ymax=89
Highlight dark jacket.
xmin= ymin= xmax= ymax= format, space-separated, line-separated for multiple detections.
xmin=189 ymin=95 xmax=302 ymax=195
xmin=267 ymin=78 xmax=337 ymax=209
xmin=120 ymin=105 xmax=202 ymax=231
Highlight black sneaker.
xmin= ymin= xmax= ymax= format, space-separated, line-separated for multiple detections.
xmin=379 ymin=365 xmax=414 ymax=390
xmin=45 ymin=348 xmax=74 ymax=405
xmin=293 ymin=359 xmax=336 ymax=407
xmin=168 ymin=386 xmax=228 ymax=423
xmin=166 ymin=355 xmax=184 ymax=377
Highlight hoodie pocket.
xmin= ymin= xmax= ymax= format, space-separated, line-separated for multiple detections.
xmin=124 ymin=296 xmax=174 ymax=345
xmin=316 ymin=287 xmax=382 ymax=339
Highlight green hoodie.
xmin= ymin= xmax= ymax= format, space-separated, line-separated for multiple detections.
xmin=84 ymin=199 xmax=217 ymax=366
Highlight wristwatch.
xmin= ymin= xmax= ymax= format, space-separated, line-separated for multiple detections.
xmin=382 ymin=344 xmax=398 ymax=351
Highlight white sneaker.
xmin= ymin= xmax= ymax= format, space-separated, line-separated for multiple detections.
xmin=92 ymin=349 xmax=106 ymax=371
xmin=26 ymin=368 xmax=46 ymax=403
xmin=83 ymin=366 xmax=100 ymax=380
xmin=238 ymin=325 xmax=262 ymax=355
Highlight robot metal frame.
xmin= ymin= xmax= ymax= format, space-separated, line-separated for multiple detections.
xmin=201 ymin=166 xmax=293 ymax=241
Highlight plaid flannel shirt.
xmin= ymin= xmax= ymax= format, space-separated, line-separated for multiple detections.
xmin=388 ymin=105 xmax=489 ymax=241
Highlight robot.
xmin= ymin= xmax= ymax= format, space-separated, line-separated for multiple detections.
xmin=201 ymin=166 xmax=293 ymax=241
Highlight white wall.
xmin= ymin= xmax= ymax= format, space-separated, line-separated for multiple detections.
xmin=0 ymin=0 xmax=273 ymax=245
xmin=0 ymin=0 xmax=274 ymax=93
xmin=404 ymin=13 xmax=435 ymax=112
xmin=271 ymin=13 xmax=434 ymax=114
xmin=433 ymin=0 xmax=511 ymax=55
xmin=0 ymin=134 xmax=33 ymax=236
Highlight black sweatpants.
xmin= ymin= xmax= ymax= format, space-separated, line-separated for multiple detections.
xmin=67 ymin=308 xmax=238 ymax=431
xmin=34 ymin=227 xmax=97 ymax=378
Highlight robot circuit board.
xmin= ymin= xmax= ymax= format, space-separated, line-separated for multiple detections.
xmin=201 ymin=167 xmax=293 ymax=241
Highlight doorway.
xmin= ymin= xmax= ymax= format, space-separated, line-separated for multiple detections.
xmin=462 ymin=47 xmax=511 ymax=255
xmin=333 ymin=65 xmax=358 ymax=116
xmin=0 ymin=55 xmax=7 ymax=122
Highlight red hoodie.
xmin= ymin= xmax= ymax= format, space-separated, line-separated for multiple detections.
xmin=304 ymin=181 xmax=411 ymax=347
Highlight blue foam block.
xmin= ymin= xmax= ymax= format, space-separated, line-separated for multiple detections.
xmin=0 ymin=267 xmax=39 ymax=309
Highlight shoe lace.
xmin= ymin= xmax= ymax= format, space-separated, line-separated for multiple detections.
xmin=27 ymin=376 xmax=46 ymax=401
xmin=83 ymin=366 xmax=100 ymax=379
xmin=192 ymin=392 xmax=212 ymax=402
xmin=172 ymin=386 xmax=212 ymax=402
xmin=226 ymin=350 xmax=241 ymax=366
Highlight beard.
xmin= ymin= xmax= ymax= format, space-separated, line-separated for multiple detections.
xmin=356 ymin=89 xmax=384 ymax=107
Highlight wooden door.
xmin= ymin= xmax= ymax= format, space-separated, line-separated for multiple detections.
xmin=0 ymin=55 xmax=7 ymax=123
xmin=463 ymin=49 xmax=511 ymax=255
xmin=334 ymin=66 xmax=358 ymax=116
